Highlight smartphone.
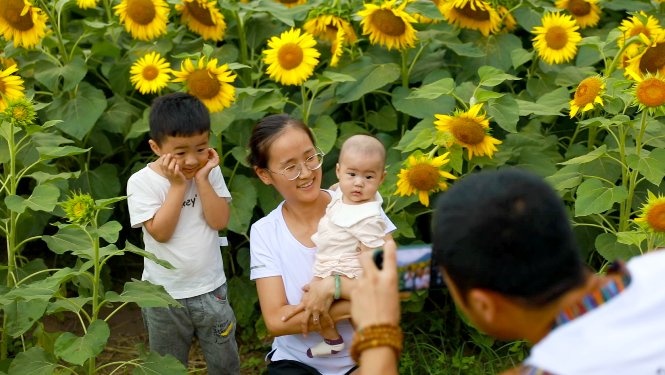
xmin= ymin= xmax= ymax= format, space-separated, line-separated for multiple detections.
xmin=373 ymin=244 xmax=445 ymax=292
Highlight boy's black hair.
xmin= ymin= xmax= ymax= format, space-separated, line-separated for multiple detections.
xmin=149 ymin=92 xmax=210 ymax=145
xmin=432 ymin=168 xmax=586 ymax=307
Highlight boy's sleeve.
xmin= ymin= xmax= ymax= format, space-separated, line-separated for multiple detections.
xmin=249 ymin=222 xmax=280 ymax=280
xmin=126 ymin=173 xmax=163 ymax=229
xmin=209 ymin=166 xmax=231 ymax=200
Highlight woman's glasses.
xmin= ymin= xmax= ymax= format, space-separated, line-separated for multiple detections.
xmin=267 ymin=152 xmax=325 ymax=181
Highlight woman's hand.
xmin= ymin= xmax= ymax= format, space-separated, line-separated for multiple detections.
xmin=351 ymin=239 xmax=400 ymax=330
xmin=281 ymin=276 xmax=335 ymax=336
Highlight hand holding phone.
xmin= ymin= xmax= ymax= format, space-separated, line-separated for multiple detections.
xmin=373 ymin=244 xmax=444 ymax=292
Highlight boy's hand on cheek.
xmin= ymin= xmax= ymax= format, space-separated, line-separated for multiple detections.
xmin=195 ymin=148 xmax=219 ymax=181
xmin=158 ymin=154 xmax=186 ymax=185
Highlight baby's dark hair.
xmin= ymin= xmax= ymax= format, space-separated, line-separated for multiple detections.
xmin=247 ymin=114 xmax=316 ymax=169
xmin=149 ymin=92 xmax=210 ymax=146
xmin=432 ymin=168 xmax=586 ymax=307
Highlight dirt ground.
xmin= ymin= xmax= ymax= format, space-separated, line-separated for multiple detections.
xmin=42 ymin=303 xmax=267 ymax=374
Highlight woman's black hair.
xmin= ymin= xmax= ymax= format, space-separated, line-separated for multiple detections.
xmin=247 ymin=114 xmax=316 ymax=169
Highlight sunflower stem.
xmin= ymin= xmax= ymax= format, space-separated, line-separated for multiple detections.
xmin=620 ymin=111 xmax=649 ymax=233
xmin=400 ymin=49 xmax=409 ymax=88
xmin=605 ymin=35 xmax=642 ymax=77
xmin=234 ymin=10 xmax=251 ymax=86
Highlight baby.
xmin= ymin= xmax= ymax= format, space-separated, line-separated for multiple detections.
xmin=308 ymin=134 xmax=388 ymax=357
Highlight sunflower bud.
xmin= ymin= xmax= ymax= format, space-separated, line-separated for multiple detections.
xmin=61 ymin=192 xmax=97 ymax=226
xmin=3 ymin=98 xmax=36 ymax=127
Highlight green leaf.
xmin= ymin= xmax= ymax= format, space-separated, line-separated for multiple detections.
xmin=311 ymin=115 xmax=338 ymax=154
xmin=626 ymin=148 xmax=665 ymax=186
xmin=337 ymin=63 xmax=400 ymax=103
xmin=392 ymin=86 xmax=455 ymax=119
xmin=34 ymin=56 xmax=87 ymax=92
xmin=395 ymin=119 xmax=436 ymax=153
xmin=595 ymin=233 xmax=640 ymax=262
xmin=488 ymin=95 xmax=519 ymax=133
xmin=227 ymin=175 xmax=257 ymax=235
xmin=228 ymin=275 xmax=258 ymax=329
xmin=43 ymin=227 xmax=91 ymax=256
xmin=616 ymin=231 xmax=647 ymax=248
xmin=123 ymin=242 xmax=175 ymax=269
xmin=36 ymin=146 xmax=90 ymax=160
xmin=54 ymin=320 xmax=110 ymax=366
xmin=545 ymin=165 xmax=582 ymax=193
xmin=511 ymin=48 xmax=533 ymax=69
xmin=477 ymin=66 xmax=520 ymax=87
xmin=25 ymin=184 xmax=61 ymax=213
xmin=8 ymin=347 xmax=58 ymax=375
xmin=574 ymin=179 xmax=627 ymax=217
xmin=447 ymin=42 xmax=485 ymax=57
xmin=133 ymin=350 xmax=188 ymax=374
xmin=560 ymin=145 xmax=608 ymax=165
xmin=48 ymin=82 xmax=108 ymax=140
xmin=105 ymin=280 xmax=181 ymax=308
xmin=405 ymin=0 xmax=444 ymax=19
xmin=406 ymin=78 xmax=455 ymax=100
xmin=320 ymin=71 xmax=356 ymax=83
xmin=95 ymin=221 xmax=122 ymax=243
xmin=0 ymin=268 xmax=79 ymax=305
xmin=367 ymin=105 xmax=398 ymax=132
xmin=4 ymin=300 xmax=49 ymax=337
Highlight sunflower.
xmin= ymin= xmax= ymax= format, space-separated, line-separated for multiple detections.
xmin=395 ymin=152 xmax=456 ymax=207
xmin=569 ymin=76 xmax=604 ymax=117
xmin=303 ymin=14 xmax=357 ymax=44
xmin=555 ymin=0 xmax=600 ymax=29
xmin=497 ymin=6 xmax=516 ymax=33
xmin=635 ymin=191 xmax=665 ymax=232
xmin=130 ymin=51 xmax=171 ymax=94
xmin=625 ymin=32 xmax=665 ymax=79
xmin=618 ymin=15 xmax=662 ymax=71
xmin=114 ymin=0 xmax=169 ymax=41
xmin=532 ymin=12 xmax=581 ymax=65
xmin=0 ymin=56 xmax=17 ymax=69
xmin=61 ymin=192 xmax=97 ymax=226
xmin=0 ymin=0 xmax=48 ymax=48
xmin=173 ymin=57 xmax=237 ymax=113
xmin=0 ymin=64 xmax=24 ymax=111
xmin=274 ymin=0 xmax=306 ymax=8
xmin=626 ymin=71 xmax=665 ymax=114
xmin=357 ymin=0 xmax=418 ymax=51
xmin=303 ymin=13 xmax=356 ymax=67
xmin=439 ymin=0 xmax=501 ymax=37
xmin=176 ymin=0 xmax=226 ymax=41
xmin=3 ymin=97 xmax=35 ymax=127
xmin=434 ymin=103 xmax=502 ymax=159
xmin=77 ymin=0 xmax=98 ymax=9
xmin=263 ymin=28 xmax=320 ymax=86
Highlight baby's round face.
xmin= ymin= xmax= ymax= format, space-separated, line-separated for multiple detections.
xmin=335 ymin=149 xmax=385 ymax=204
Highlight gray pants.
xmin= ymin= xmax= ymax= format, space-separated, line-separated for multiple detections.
xmin=142 ymin=283 xmax=240 ymax=375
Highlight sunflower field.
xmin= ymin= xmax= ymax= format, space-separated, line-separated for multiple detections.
xmin=1 ymin=0 xmax=665 ymax=373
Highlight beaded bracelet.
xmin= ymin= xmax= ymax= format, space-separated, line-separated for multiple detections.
xmin=350 ymin=324 xmax=403 ymax=364
xmin=333 ymin=274 xmax=342 ymax=300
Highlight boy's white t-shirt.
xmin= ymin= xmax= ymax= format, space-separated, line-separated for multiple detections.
xmin=249 ymin=192 xmax=396 ymax=375
xmin=127 ymin=165 xmax=231 ymax=299
xmin=524 ymin=250 xmax=665 ymax=374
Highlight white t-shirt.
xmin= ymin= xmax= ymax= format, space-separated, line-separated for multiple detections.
xmin=249 ymin=191 xmax=396 ymax=375
xmin=127 ymin=165 xmax=231 ymax=299
xmin=524 ymin=250 xmax=665 ymax=374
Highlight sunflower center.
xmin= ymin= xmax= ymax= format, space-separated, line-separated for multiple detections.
xmin=126 ymin=0 xmax=157 ymax=25
xmin=0 ymin=0 xmax=35 ymax=31
xmin=638 ymin=42 xmax=665 ymax=75
xmin=407 ymin=163 xmax=440 ymax=191
xmin=545 ymin=26 xmax=569 ymax=50
xmin=636 ymin=78 xmax=665 ymax=108
xmin=278 ymin=0 xmax=299 ymax=3
xmin=449 ymin=118 xmax=486 ymax=145
xmin=567 ymin=0 xmax=591 ymax=17
xmin=574 ymin=77 xmax=602 ymax=105
xmin=456 ymin=2 xmax=490 ymax=21
xmin=278 ymin=43 xmax=304 ymax=70
xmin=187 ymin=69 xmax=221 ymax=99
xmin=0 ymin=80 xmax=5 ymax=93
xmin=371 ymin=9 xmax=407 ymax=36
xmin=646 ymin=202 xmax=665 ymax=232
xmin=186 ymin=1 xmax=215 ymax=26
xmin=142 ymin=65 xmax=159 ymax=80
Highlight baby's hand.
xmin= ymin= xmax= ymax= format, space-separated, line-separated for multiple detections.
xmin=156 ymin=154 xmax=186 ymax=185
xmin=195 ymin=148 xmax=219 ymax=181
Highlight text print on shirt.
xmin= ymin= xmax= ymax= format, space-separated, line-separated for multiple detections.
xmin=183 ymin=194 xmax=198 ymax=207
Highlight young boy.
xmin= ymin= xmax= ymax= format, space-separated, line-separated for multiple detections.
xmin=126 ymin=92 xmax=240 ymax=374
xmin=308 ymin=134 xmax=388 ymax=357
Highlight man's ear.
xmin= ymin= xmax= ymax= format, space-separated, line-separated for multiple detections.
xmin=467 ymin=289 xmax=499 ymax=324
xmin=254 ymin=167 xmax=273 ymax=185
xmin=148 ymin=139 xmax=161 ymax=156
